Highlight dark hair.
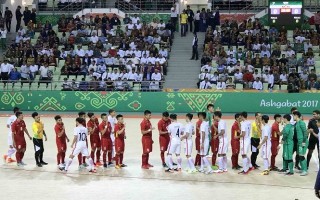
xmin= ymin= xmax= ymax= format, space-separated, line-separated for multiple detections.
xmin=255 ymin=112 xmax=260 ymax=117
xmin=15 ymin=111 xmax=23 ymax=118
xmin=186 ymin=113 xmax=193 ymax=120
xmin=87 ymin=112 xmax=94 ymax=118
xmin=116 ymin=114 xmax=123 ymax=120
xmin=199 ymin=112 xmax=206 ymax=119
xmin=76 ymin=117 xmax=84 ymax=124
xmin=241 ymin=111 xmax=248 ymax=118
xmin=214 ymin=111 xmax=222 ymax=118
xmin=207 ymin=104 xmax=214 ymax=110
xmin=293 ymin=111 xmax=301 ymax=118
xmin=101 ymin=113 xmax=107 ymax=118
xmin=261 ymin=115 xmax=269 ymax=123
xmin=54 ymin=115 xmax=61 ymax=121
xmin=13 ymin=107 xmax=20 ymax=113
xmin=144 ymin=110 xmax=151 ymax=115
xmin=283 ymin=114 xmax=291 ymax=121
xmin=170 ymin=113 xmax=177 ymax=120
xmin=274 ymin=114 xmax=281 ymax=120
xmin=290 ymin=107 xmax=297 ymax=113
xmin=162 ymin=111 xmax=169 ymax=117
xmin=108 ymin=109 xmax=115 ymax=114
xmin=235 ymin=113 xmax=240 ymax=120
xmin=32 ymin=112 xmax=39 ymax=118
xmin=78 ymin=111 xmax=86 ymax=116
xmin=313 ymin=110 xmax=320 ymax=115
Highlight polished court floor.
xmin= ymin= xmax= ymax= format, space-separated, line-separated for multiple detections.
xmin=0 ymin=115 xmax=317 ymax=200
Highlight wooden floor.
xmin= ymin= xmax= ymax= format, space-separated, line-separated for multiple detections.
xmin=0 ymin=116 xmax=317 ymax=200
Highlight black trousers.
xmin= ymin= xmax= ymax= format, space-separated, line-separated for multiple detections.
xmin=251 ymin=137 xmax=260 ymax=166
xmin=5 ymin=19 xmax=11 ymax=32
xmin=33 ymin=138 xmax=44 ymax=164
xmin=16 ymin=19 xmax=21 ymax=32
xmin=171 ymin=17 xmax=178 ymax=32
xmin=194 ymin=20 xmax=200 ymax=33
xmin=1 ymin=72 xmax=9 ymax=85
xmin=38 ymin=77 xmax=50 ymax=87
xmin=188 ymin=20 xmax=193 ymax=32
xmin=293 ymin=140 xmax=300 ymax=167
xmin=191 ymin=45 xmax=198 ymax=59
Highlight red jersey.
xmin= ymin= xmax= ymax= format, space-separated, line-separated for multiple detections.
xmin=11 ymin=120 xmax=26 ymax=139
xmin=211 ymin=121 xmax=219 ymax=137
xmin=271 ymin=122 xmax=280 ymax=141
xmin=99 ymin=120 xmax=112 ymax=138
xmin=157 ymin=119 xmax=171 ymax=136
xmin=231 ymin=121 xmax=240 ymax=141
xmin=87 ymin=119 xmax=99 ymax=136
xmin=140 ymin=118 xmax=152 ymax=137
xmin=115 ymin=123 xmax=125 ymax=140
xmin=196 ymin=120 xmax=202 ymax=138
xmin=54 ymin=123 xmax=67 ymax=143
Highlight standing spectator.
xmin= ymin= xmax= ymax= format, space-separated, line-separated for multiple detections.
xmin=315 ymin=11 xmax=320 ymax=34
xmin=15 ymin=6 xmax=23 ymax=32
xmin=186 ymin=5 xmax=194 ymax=32
xmin=30 ymin=8 xmax=36 ymax=25
xmin=0 ymin=27 xmax=7 ymax=49
xmin=1 ymin=60 xmax=13 ymax=88
xmin=213 ymin=7 xmax=220 ymax=30
xmin=110 ymin=14 xmax=121 ymax=29
xmin=194 ymin=10 xmax=200 ymax=33
xmin=170 ymin=4 xmax=178 ymax=32
xmin=4 ymin=7 xmax=12 ymax=32
xmin=180 ymin=10 xmax=188 ymax=37
xmin=190 ymin=33 xmax=198 ymax=60
xmin=23 ymin=7 xmax=31 ymax=26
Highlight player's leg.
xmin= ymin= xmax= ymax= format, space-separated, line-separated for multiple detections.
xmin=165 ymin=140 xmax=175 ymax=172
xmin=159 ymin=136 xmax=167 ymax=167
xmin=307 ymin=138 xmax=316 ymax=169
xmin=38 ymin=139 xmax=47 ymax=165
xmin=96 ymin=138 xmax=101 ymax=165
xmin=231 ymin=140 xmax=237 ymax=169
xmin=141 ymin=137 xmax=149 ymax=169
xmin=250 ymin=138 xmax=260 ymax=168
xmin=6 ymin=132 xmax=16 ymax=162
xmin=175 ymin=142 xmax=182 ymax=170
xmin=202 ymin=142 xmax=212 ymax=173
xmin=195 ymin=137 xmax=201 ymax=166
xmin=211 ymin=138 xmax=219 ymax=167
xmin=270 ymin=141 xmax=279 ymax=171
xmin=146 ymin=137 xmax=153 ymax=167
xmin=90 ymin=137 xmax=97 ymax=164
xmin=299 ymin=144 xmax=308 ymax=176
xmin=111 ymin=133 xmax=115 ymax=161
xmin=33 ymin=138 xmax=41 ymax=166
xmin=82 ymin=147 xmax=95 ymax=172
xmin=64 ymin=154 xmax=75 ymax=172
xmin=119 ymin=140 xmax=126 ymax=167
xmin=293 ymin=140 xmax=300 ymax=169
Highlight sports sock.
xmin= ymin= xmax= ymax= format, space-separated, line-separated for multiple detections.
xmin=247 ymin=157 xmax=252 ymax=168
xmin=307 ymin=153 xmax=312 ymax=168
xmin=57 ymin=152 xmax=61 ymax=165
xmin=147 ymin=154 xmax=150 ymax=164
xmin=160 ymin=152 xmax=165 ymax=164
xmin=142 ymin=154 xmax=147 ymax=166
xmin=188 ymin=157 xmax=196 ymax=170
xmin=82 ymin=157 xmax=86 ymax=164
xmin=203 ymin=157 xmax=210 ymax=168
xmin=103 ymin=152 xmax=107 ymax=163
xmin=212 ymin=153 xmax=217 ymax=166
xmin=223 ymin=156 xmax=227 ymax=170
xmin=231 ymin=154 xmax=236 ymax=168
xmin=288 ymin=161 xmax=294 ymax=173
xmin=300 ymin=159 xmax=307 ymax=172
xmin=78 ymin=154 xmax=82 ymax=165
xmin=7 ymin=148 xmax=16 ymax=158
xmin=283 ymin=158 xmax=288 ymax=170
xmin=195 ymin=154 xmax=200 ymax=166
xmin=65 ymin=158 xmax=73 ymax=171
xmin=90 ymin=151 xmax=95 ymax=163
xmin=87 ymin=158 xmax=94 ymax=170
xmin=112 ymin=143 xmax=115 ymax=159
xmin=200 ymin=156 xmax=204 ymax=170
xmin=116 ymin=154 xmax=119 ymax=166
xmin=177 ymin=156 xmax=182 ymax=168
xmin=243 ymin=157 xmax=248 ymax=172
xmin=263 ymin=159 xmax=269 ymax=171
xmin=96 ymin=150 xmax=101 ymax=162
xmin=21 ymin=152 xmax=24 ymax=160
xmin=120 ymin=153 xmax=123 ymax=164
xmin=271 ymin=155 xmax=276 ymax=168
xmin=15 ymin=152 xmax=20 ymax=163
xmin=218 ymin=156 xmax=223 ymax=170
xmin=62 ymin=152 xmax=65 ymax=164
xmin=166 ymin=154 xmax=173 ymax=169
xmin=108 ymin=151 xmax=112 ymax=163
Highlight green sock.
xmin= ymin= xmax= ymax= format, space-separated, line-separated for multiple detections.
xmin=283 ymin=159 xmax=288 ymax=170
xmin=300 ymin=160 xmax=307 ymax=172
xmin=288 ymin=162 xmax=294 ymax=173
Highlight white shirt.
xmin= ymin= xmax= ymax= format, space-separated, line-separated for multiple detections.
xmin=184 ymin=122 xmax=194 ymax=140
xmin=200 ymin=121 xmax=210 ymax=141
xmin=168 ymin=121 xmax=183 ymax=141
xmin=199 ymin=81 xmax=212 ymax=89
xmin=286 ymin=50 xmax=295 ymax=58
xmin=290 ymin=115 xmax=296 ymax=125
xmin=252 ymin=81 xmax=263 ymax=90
xmin=0 ymin=63 xmax=13 ymax=73
xmin=7 ymin=115 xmax=17 ymax=133
xmin=241 ymin=120 xmax=251 ymax=141
xmin=0 ymin=29 xmax=7 ymax=38
xmin=30 ymin=65 xmax=38 ymax=73
xmin=261 ymin=124 xmax=271 ymax=146
xmin=39 ymin=66 xmax=49 ymax=77
xmin=234 ymin=72 xmax=243 ymax=81
xmin=216 ymin=82 xmax=226 ymax=89
xmin=90 ymin=36 xmax=99 ymax=44
xmin=111 ymin=72 xmax=120 ymax=81
xmin=201 ymin=65 xmax=213 ymax=72
xmin=268 ymin=74 xmax=274 ymax=86
xmin=218 ymin=120 xmax=227 ymax=141
xmin=74 ymin=125 xmax=88 ymax=146
xmin=108 ymin=115 xmax=117 ymax=133
xmin=76 ymin=49 xmax=85 ymax=57
xmin=151 ymin=73 xmax=162 ymax=81
xmin=130 ymin=17 xmax=140 ymax=24
xmin=280 ymin=74 xmax=287 ymax=82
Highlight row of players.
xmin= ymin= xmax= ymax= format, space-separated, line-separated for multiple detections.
xmin=3 ymin=106 xmax=319 ymax=175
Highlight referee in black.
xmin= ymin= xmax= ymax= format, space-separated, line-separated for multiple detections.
xmin=307 ymin=110 xmax=320 ymax=169
xmin=32 ymin=112 xmax=48 ymax=167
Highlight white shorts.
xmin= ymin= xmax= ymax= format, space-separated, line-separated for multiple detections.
xmin=240 ymin=139 xmax=251 ymax=155
xmin=110 ymin=133 xmax=115 ymax=144
xmin=8 ymin=132 xmax=13 ymax=146
xmin=184 ymin=139 xmax=193 ymax=156
xmin=200 ymin=139 xmax=210 ymax=156
xmin=261 ymin=143 xmax=271 ymax=159
xmin=218 ymin=138 xmax=229 ymax=154
xmin=168 ymin=139 xmax=181 ymax=155
xmin=72 ymin=143 xmax=89 ymax=157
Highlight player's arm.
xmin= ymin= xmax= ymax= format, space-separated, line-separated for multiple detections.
xmin=116 ymin=125 xmax=125 ymax=135
xmin=258 ymin=135 xmax=268 ymax=149
xmin=55 ymin=125 xmax=65 ymax=137
xmin=71 ymin=136 xmax=77 ymax=148
xmin=24 ymin=127 xmax=32 ymax=140
xmin=158 ymin=122 xmax=168 ymax=135
xmin=140 ymin=124 xmax=154 ymax=135
xmin=87 ymin=125 xmax=94 ymax=135
xmin=99 ymin=123 xmax=107 ymax=135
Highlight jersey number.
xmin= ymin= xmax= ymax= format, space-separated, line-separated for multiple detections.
xmin=79 ymin=133 xmax=86 ymax=141
xmin=176 ymin=128 xmax=180 ymax=137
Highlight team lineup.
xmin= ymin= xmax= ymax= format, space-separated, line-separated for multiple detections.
xmin=3 ymin=104 xmax=320 ymax=176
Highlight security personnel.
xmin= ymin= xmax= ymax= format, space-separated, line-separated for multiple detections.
xmin=190 ymin=33 xmax=198 ymax=60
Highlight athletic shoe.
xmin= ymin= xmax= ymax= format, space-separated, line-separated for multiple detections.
xmin=248 ymin=167 xmax=255 ymax=172
xmin=120 ymin=164 xmax=127 ymax=167
xmin=296 ymin=170 xmax=302 ymax=174
xmin=78 ymin=165 xmax=85 ymax=170
xmin=17 ymin=162 xmax=23 ymax=167
xmin=172 ymin=162 xmax=177 ymax=166
xmin=269 ymin=166 xmax=279 ymax=171
xmin=36 ymin=163 xmax=43 ymax=167
xmin=147 ymin=164 xmax=154 ymax=168
xmin=20 ymin=161 xmax=27 ymax=166
xmin=174 ymin=168 xmax=182 ymax=172
xmin=89 ymin=169 xmax=97 ymax=173
xmin=141 ymin=165 xmax=149 ymax=169
xmin=278 ymin=169 xmax=287 ymax=173
xmin=3 ymin=155 xmax=8 ymax=163
xmin=211 ymin=165 xmax=219 ymax=170
xmin=254 ymin=164 xmax=260 ymax=168
xmin=162 ymin=163 xmax=168 ymax=168
xmin=40 ymin=161 xmax=48 ymax=165
xmin=103 ymin=163 xmax=108 ymax=168
xmin=238 ymin=170 xmax=248 ymax=175
xmin=205 ymin=169 xmax=214 ymax=174
xmin=198 ymin=168 xmax=205 ymax=173
xmin=7 ymin=157 xmax=16 ymax=163
xmin=58 ymin=164 xmax=64 ymax=168
xmin=213 ymin=169 xmax=223 ymax=173
xmin=82 ymin=163 xmax=89 ymax=167
xmin=58 ymin=166 xmax=65 ymax=171
xmin=285 ymin=172 xmax=294 ymax=176
xmin=108 ymin=162 xmax=114 ymax=166
xmin=188 ymin=169 xmax=198 ymax=174
xmin=237 ymin=165 xmax=243 ymax=168
xmin=223 ymin=169 xmax=228 ymax=172
xmin=115 ymin=165 xmax=122 ymax=169
xmin=165 ymin=168 xmax=174 ymax=173
xmin=232 ymin=167 xmax=238 ymax=170
xmin=300 ymin=171 xmax=308 ymax=176
xmin=295 ymin=165 xmax=301 ymax=170
xmin=260 ymin=170 xmax=269 ymax=175
xmin=96 ymin=161 xmax=103 ymax=166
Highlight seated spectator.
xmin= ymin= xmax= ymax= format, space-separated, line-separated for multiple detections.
xmin=9 ymin=68 xmax=21 ymax=87
xmin=209 ymin=71 xmax=219 ymax=85
xmin=67 ymin=64 xmax=80 ymax=79
xmin=149 ymin=79 xmax=160 ymax=91
xmin=38 ymin=63 xmax=52 ymax=88
xmin=225 ymin=77 xmax=235 ymax=89
xmin=234 ymin=69 xmax=243 ymax=84
xmin=199 ymin=78 xmax=212 ymax=89
xmin=105 ymin=78 xmax=114 ymax=91
xmin=287 ymin=76 xmax=300 ymax=93
xmin=252 ymin=77 xmax=263 ymax=90
xmin=216 ymin=78 xmax=226 ymax=90
xmin=262 ymin=70 xmax=269 ymax=83
xmin=78 ymin=78 xmax=89 ymax=91
xmin=243 ymin=70 xmax=254 ymax=89
xmin=61 ymin=78 xmax=72 ymax=91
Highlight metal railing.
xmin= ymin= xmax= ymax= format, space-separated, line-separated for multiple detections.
xmin=0 ymin=80 xmax=165 ymax=91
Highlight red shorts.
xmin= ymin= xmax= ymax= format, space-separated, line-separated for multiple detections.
xmin=271 ymin=140 xmax=279 ymax=156
xmin=115 ymin=138 xmax=125 ymax=152
xmin=211 ymin=138 xmax=219 ymax=154
xmin=159 ymin=135 xmax=170 ymax=152
xmin=57 ymin=142 xmax=67 ymax=152
xmin=142 ymin=136 xmax=153 ymax=154
xmin=14 ymin=139 xmax=26 ymax=150
xmin=231 ymin=140 xmax=240 ymax=155
xmin=101 ymin=138 xmax=112 ymax=152
xmin=90 ymin=135 xmax=101 ymax=148
xmin=195 ymin=137 xmax=200 ymax=151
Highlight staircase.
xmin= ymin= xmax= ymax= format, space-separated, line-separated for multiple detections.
xmin=164 ymin=32 xmax=205 ymax=89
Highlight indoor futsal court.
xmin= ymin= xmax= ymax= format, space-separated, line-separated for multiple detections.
xmin=0 ymin=114 xmax=316 ymax=200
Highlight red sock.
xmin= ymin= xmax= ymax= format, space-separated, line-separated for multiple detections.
xmin=103 ymin=152 xmax=107 ymax=163
xmin=115 ymin=154 xmax=119 ymax=166
xmin=57 ymin=152 xmax=61 ymax=165
xmin=96 ymin=150 xmax=101 ymax=162
xmin=62 ymin=152 xmax=65 ymax=164
xmin=82 ymin=157 xmax=86 ymax=164
xmin=108 ymin=151 xmax=112 ymax=163
xmin=160 ymin=152 xmax=165 ymax=164
xmin=20 ymin=152 xmax=25 ymax=160
xmin=142 ymin=154 xmax=146 ymax=166
xmin=271 ymin=155 xmax=276 ymax=168
xmin=78 ymin=154 xmax=82 ymax=165
xmin=235 ymin=153 xmax=239 ymax=166
xmin=16 ymin=152 xmax=21 ymax=162
xmin=146 ymin=153 xmax=149 ymax=164
xmin=90 ymin=151 xmax=95 ymax=162
xmin=120 ymin=153 xmax=123 ymax=164
xmin=212 ymin=154 xmax=217 ymax=166
xmin=231 ymin=154 xmax=236 ymax=168
xmin=195 ymin=154 xmax=200 ymax=166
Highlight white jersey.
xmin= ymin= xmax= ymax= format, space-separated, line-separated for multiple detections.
xmin=168 ymin=122 xmax=183 ymax=141
xmin=7 ymin=115 xmax=17 ymax=133
xmin=261 ymin=124 xmax=271 ymax=146
xmin=200 ymin=121 xmax=210 ymax=141
xmin=290 ymin=114 xmax=296 ymax=125
xmin=218 ymin=120 xmax=227 ymax=141
xmin=74 ymin=126 xmax=88 ymax=146
xmin=108 ymin=115 xmax=117 ymax=132
xmin=184 ymin=122 xmax=194 ymax=140
xmin=240 ymin=120 xmax=251 ymax=141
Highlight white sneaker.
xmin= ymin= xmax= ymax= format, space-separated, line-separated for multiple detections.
xmin=20 ymin=161 xmax=27 ymax=166
xmin=58 ymin=163 xmax=64 ymax=168
xmin=223 ymin=169 xmax=228 ymax=172
xmin=205 ymin=169 xmax=214 ymax=174
xmin=198 ymin=168 xmax=204 ymax=173
xmin=188 ymin=169 xmax=198 ymax=174
xmin=213 ymin=169 xmax=224 ymax=173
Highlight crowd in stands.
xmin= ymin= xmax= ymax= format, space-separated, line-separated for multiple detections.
xmin=197 ymin=14 xmax=320 ymax=92
xmin=2 ymin=11 xmax=174 ymax=91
